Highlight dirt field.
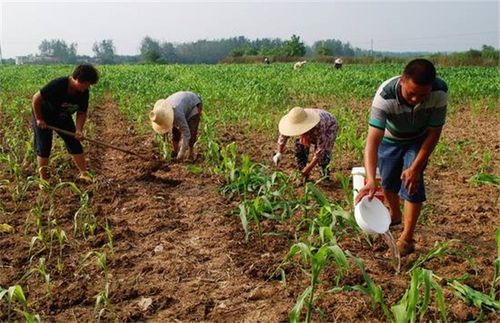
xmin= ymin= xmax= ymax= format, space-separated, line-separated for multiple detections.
xmin=1 ymin=96 xmax=498 ymax=321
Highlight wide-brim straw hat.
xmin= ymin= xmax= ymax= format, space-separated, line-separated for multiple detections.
xmin=278 ymin=107 xmax=320 ymax=136
xmin=149 ymin=99 xmax=174 ymax=134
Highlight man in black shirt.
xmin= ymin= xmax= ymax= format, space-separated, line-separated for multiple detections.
xmin=32 ymin=64 xmax=99 ymax=182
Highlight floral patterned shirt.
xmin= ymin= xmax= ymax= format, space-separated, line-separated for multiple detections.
xmin=278 ymin=108 xmax=339 ymax=160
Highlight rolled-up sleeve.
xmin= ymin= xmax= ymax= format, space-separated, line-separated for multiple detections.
xmin=277 ymin=133 xmax=288 ymax=146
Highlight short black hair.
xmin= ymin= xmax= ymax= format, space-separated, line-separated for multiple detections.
xmin=72 ymin=64 xmax=99 ymax=84
xmin=403 ymin=59 xmax=436 ymax=86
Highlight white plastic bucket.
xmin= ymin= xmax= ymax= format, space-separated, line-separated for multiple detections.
xmin=354 ymin=196 xmax=390 ymax=234
xmin=351 ymin=167 xmax=382 ymax=204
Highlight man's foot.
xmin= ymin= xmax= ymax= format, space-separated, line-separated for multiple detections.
xmin=396 ymin=239 xmax=415 ymax=256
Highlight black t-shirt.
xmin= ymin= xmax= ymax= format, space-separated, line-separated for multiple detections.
xmin=40 ymin=77 xmax=89 ymax=117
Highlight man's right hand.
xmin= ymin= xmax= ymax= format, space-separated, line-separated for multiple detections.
xmin=36 ymin=119 xmax=47 ymax=129
xmin=354 ymin=180 xmax=378 ymax=205
xmin=272 ymin=152 xmax=282 ymax=166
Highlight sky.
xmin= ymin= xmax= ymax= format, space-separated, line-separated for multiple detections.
xmin=1 ymin=0 xmax=498 ymax=58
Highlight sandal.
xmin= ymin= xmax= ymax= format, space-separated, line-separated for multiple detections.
xmin=396 ymin=239 xmax=415 ymax=257
xmin=78 ymin=171 xmax=93 ymax=183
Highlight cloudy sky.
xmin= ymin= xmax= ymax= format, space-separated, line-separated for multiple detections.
xmin=1 ymin=0 xmax=498 ymax=58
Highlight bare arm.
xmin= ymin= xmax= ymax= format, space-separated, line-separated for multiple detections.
xmin=75 ymin=112 xmax=87 ymax=141
xmin=32 ymin=91 xmax=47 ymax=128
xmin=355 ymin=126 xmax=384 ymax=204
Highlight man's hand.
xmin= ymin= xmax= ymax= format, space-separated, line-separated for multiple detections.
xmin=354 ymin=180 xmax=378 ymax=205
xmin=36 ymin=118 xmax=47 ymax=129
xmin=401 ymin=167 xmax=420 ymax=195
xmin=272 ymin=152 xmax=282 ymax=166
xmin=74 ymin=130 xmax=84 ymax=141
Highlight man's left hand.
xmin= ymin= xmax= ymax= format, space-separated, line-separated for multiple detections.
xmin=401 ymin=167 xmax=420 ymax=195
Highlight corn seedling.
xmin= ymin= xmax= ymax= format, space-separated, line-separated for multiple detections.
xmin=335 ymin=172 xmax=353 ymax=207
xmin=74 ymin=191 xmax=97 ymax=239
xmin=391 ymin=268 xmax=448 ymax=323
xmin=103 ymin=220 xmax=114 ymax=255
xmin=95 ymin=282 xmax=116 ymax=322
xmin=284 ymin=242 xmax=350 ymax=323
xmin=491 ymin=229 xmax=500 ymax=299
xmin=407 ymin=240 xmax=453 ymax=273
xmin=0 ymin=284 xmax=40 ymax=322
xmin=49 ymin=226 xmax=67 ymax=272
xmin=346 ymin=251 xmax=391 ymax=319
xmin=468 ymin=172 xmax=500 ymax=187
xmin=448 ymin=280 xmax=500 ymax=319
xmin=20 ymin=257 xmax=52 ymax=297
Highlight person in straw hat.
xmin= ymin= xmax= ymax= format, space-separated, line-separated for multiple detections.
xmin=273 ymin=107 xmax=339 ymax=180
xmin=149 ymin=91 xmax=202 ymax=161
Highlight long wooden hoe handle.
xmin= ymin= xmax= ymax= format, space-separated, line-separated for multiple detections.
xmin=46 ymin=125 xmax=149 ymax=160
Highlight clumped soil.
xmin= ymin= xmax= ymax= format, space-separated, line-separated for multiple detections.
xmin=0 ymin=99 xmax=498 ymax=322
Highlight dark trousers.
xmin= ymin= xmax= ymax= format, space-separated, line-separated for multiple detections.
xmin=294 ymin=139 xmax=331 ymax=177
xmin=32 ymin=115 xmax=83 ymax=158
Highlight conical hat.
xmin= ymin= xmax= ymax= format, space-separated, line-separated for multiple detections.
xmin=149 ymin=99 xmax=174 ymax=134
xmin=278 ymin=107 xmax=320 ymax=136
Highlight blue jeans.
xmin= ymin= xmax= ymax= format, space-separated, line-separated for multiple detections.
xmin=377 ymin=140 xmax=427 ymax=203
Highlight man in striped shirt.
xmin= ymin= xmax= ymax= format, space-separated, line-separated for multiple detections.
xmin=355 ymin=59 xmax=448 ymax=256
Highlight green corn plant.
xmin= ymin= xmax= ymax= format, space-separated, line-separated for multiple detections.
xmin=468 ymin=172 xmax=500 ymax=187
xmin=103 ymin=220 xmax=114 ymax=255
xmin=95 ymin=282 xmax=115 ymax=322
xmin=407 ymin=241 xmax=452 ymax=273
xmin=0 ymin=285 xmax=40 ymax=322
xmin=284 ymin=242 xmax=349 ymax=323
xmin=335 ymin=172 xmax=353 ymax=207
xmin=20 ymin=257 xmax=52 ymax=297
xmin=448 ymin=280 xmax=499 ymax=319
xmin=305 ymin=182 xmax=359 ymax=239
xmin=74 ymin=191 xmax=97 ymax=239
xmin=492 ymin=228 xmax=500 ymax=299
xmin=49 ymin=226 xmax=67 ymax=272
xmin=346 ymin=251 xmax=391 ymax=319
xmin=391 ymin=268 xmax=447 ymax=323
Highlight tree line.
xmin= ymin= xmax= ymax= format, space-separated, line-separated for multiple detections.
xmin=5 ymin=35 xmax=498 ymax=66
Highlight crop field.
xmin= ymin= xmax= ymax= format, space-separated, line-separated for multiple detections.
xmin=0 ymin=63 xmax=499 ymax=322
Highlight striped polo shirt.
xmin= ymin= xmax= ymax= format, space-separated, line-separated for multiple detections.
xmin=369 ymin=76 xmax=448 ymax=144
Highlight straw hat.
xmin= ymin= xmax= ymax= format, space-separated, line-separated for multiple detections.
xmin=149 ymin=99 xmax=174 ymax=134
xmin=278 ymin=107 xmax=320 ymax=136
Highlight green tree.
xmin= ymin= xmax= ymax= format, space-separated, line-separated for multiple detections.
xmin=315 ymin=42 xmax=332 ymax=56
xmin=38 ymin=39 xmax=77 ymax=63
xmin=140 ymin=36 xmax=162 ymax=63
xmin=92 ymin=39 xmax=116 ymax=64
xmin=280 ymin=34 xmax=306 ymax=57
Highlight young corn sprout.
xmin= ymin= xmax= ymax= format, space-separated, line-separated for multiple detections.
xmin=0 ymin=284 xmax=41 ymax=322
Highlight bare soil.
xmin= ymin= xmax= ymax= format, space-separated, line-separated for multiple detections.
xmin=0 ymin=98 xmax=498 ymax=322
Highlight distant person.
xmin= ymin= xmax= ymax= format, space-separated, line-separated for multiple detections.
xmin=264 ymin=57 xmax=270 ymax=65
xmin=149 ymin=91 xmax=202 ymax=161
xmin=32 ymin=64 xmax=99 ymax=183
xmin=273 ymin=107 xmax=339 ymax=180
xmin=293 ymin=60 xmax=307 ymax=70
xmin=334 ymin=57 xmax=343 ymax=69
xmin=355 ymin=59 xmax=448 ymax=256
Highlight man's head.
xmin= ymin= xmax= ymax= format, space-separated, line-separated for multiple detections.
xmin=71 ymin=64 xmax=99 ymax=92
xmin=400 ymin=59 xmax=436 ymax=106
